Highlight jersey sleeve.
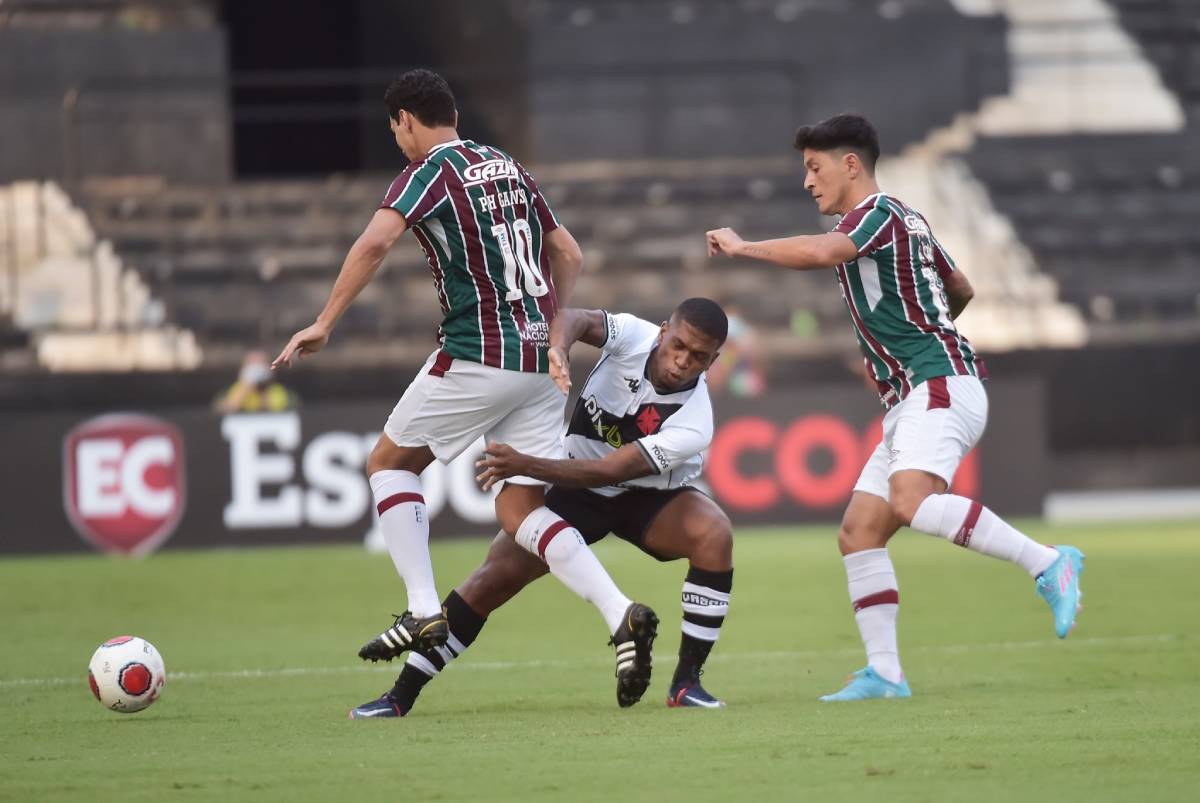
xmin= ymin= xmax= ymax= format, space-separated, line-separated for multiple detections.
xmin=381 ymin=159 xmax=447 ymax=225
xmin=634 ymin=390 xmax=713 ymax=475
xmin=600 ymin=312 xmax=660 ymax=357
xmin=834 ymin=198 xmax=893 ymax=257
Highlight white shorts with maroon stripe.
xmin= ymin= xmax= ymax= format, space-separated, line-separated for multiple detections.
xmin=854 ymin=374 xmax=988 ymax=500
xmin=384 ymin=349 xmax=565 ymax=485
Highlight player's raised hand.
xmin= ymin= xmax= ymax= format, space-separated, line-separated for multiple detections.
xmin=272 ymin=321 xmax=331 ymax=370
xmin=706 ymin=227 xmax=744 ymax=258
xmin=548 ymin=346 xmax=571 ymax=394
xmin=476 ymin=441 xmax=528 ymax=491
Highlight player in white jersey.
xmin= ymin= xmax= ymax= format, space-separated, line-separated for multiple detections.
xmin=366 ymin=299 xmax=736 ymax=713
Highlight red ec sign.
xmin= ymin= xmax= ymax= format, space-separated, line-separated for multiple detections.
xmin=706 ymin=413 xmax=977 ymax=513
xmin=63 ymin=413 xmax=186 ymax=555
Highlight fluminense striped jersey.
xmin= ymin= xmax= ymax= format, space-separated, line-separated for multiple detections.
xmin=832 ymin=192 xmax=986 ymax=408
xmin=381 ymin=139 xmax=561 ymax=372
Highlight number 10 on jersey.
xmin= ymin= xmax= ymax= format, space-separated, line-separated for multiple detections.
xmin=491 ymin=220 xmax=549 ymax=301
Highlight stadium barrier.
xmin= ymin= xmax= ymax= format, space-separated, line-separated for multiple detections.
xmin=1 ymin=380 xmax=1045 ymax=556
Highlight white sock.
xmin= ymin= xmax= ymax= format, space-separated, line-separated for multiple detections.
xmin=514 ymin=506 xmax=631 ymax=634
xmin=844 ymin=548 xmax=903 ymax=684
xmin=369 ymin=470 xmax=441 ymax=617
xmin=911 ymin=493 xmax=1059 ymax=577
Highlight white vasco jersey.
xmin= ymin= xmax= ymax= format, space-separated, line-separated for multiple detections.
xmin=563 ymin=312 xmax=713 ymax=497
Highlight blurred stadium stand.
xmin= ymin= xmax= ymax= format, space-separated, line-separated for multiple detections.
xmin=1 ymin=0 xmax=1197 ymax=371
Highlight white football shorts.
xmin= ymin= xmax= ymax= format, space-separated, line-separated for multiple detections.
xmin=854 ymin=374 xmax=988 ymax=501
xmin=384 ymin=349 xmax=565 ymax=485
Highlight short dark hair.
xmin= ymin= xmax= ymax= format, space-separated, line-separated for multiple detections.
xmin=793 ymin=114 xmax=880 ymax=172
xmin=674 ymin=298 xmax=728 ymax=344
xmin=384 ymin=69 xmax=457 ymax=127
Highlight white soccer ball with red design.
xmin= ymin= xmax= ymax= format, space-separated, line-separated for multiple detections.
xmin=87 ymin=636 xmax=166 ymax=713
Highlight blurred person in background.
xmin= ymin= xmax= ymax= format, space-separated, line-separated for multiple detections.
xmin=214 ymin=350 xmax=297 ymax=414
xmin=705 ymin=303 xmax=766 ymax=397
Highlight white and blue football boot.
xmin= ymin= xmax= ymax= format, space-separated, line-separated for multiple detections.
xmin=819 ymin=667 xmax=912 ymax=702
xmin=1036 ymin=545 xmax=1085 ymax=638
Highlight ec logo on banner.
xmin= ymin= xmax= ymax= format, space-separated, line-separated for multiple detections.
xmin=62 ymin=414 xmax=186 ymax=556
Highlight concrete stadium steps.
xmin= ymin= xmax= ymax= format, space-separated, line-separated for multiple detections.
xmin=2 ymin=180 xmax=201 ymax=370
xmin=966 ymin=132 xmax=1200 ymax=325
xmin=1108 ymin=0 xmax=1200 ymax=107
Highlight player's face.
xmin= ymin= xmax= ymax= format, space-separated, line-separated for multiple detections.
xmin=802 ymin=148 xmax=852 ymax=216
xmin=652 ymin=318 xmax=721 ymax=391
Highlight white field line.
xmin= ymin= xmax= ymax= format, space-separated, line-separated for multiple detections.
xmin=0 ymin=634 xmax=1183 ymax=690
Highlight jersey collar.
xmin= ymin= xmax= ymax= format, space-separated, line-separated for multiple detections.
xmin=847 ymin=191 xmax=884 ymax=213
xmin=426 ymin=139 xmax=465 ymax=156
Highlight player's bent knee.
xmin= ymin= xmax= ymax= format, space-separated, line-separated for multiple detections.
xmin=365 ymin=437 xmax=432 ymax=477
xmin=688 ymin=510 xmax=733 ymax=568
xmin=364 ymin=445 xmax=388 ymax=477
xmin=837 ymin=522 xmax=873 ymax=555
xmin=838 ymin=513 xmax=889 ymax=555
xmin=706 ymin=515 xmax=735 ymax=564
xmin=888 ymin=471 xmax=945 ymax=526
xmin=494 ymin=484 xmax=545 ymax=536
xmin=889 ymin=488 xmax=929 ymax=527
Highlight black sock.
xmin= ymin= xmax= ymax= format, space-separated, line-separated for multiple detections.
xmin=389 ymin=590 xmax=488 ymax=711
xmin=673 ymin=566 xmax=733 ymax=687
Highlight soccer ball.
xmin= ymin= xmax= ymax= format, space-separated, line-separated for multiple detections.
xmin=87 ymin=636 xmax=166 ymax=713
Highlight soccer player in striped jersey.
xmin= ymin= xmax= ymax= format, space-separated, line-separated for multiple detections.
xmin=706 ymin=114 xmax=1085 ymax=702
xmin=272 ymin=69 xmax=655 ymax=717
xmin=370 ymin=300 xmax=735 ymax=714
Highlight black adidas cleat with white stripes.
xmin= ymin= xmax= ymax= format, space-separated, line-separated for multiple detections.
xmin=610 ymin=602 xmax=659 ymax=708
xmin=357 ymin=611 xmax=448 ymax=662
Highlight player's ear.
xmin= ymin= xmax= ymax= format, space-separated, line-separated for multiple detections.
xmin=706 ymin=350 xmax=721 ymax=370
xmin=844 ymin=151 xmax=861 ymax=178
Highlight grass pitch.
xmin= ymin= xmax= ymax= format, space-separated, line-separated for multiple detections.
xmin=2 ymin=520 xmax=1198 ymax=803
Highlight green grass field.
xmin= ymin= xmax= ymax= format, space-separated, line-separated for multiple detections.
xmin=2 ymin=520 xmax=1199 ymax=803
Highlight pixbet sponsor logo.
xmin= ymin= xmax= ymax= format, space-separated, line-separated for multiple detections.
xmin=63 ymin=414 xmax=186 ymax=555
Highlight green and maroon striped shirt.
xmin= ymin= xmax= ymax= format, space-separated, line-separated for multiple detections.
xmin=381 ymin=139 xmax=561 ymax=372
xmin=833 ymin=193 xmax=986 ymax=408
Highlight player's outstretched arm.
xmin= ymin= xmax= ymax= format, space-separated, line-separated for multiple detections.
xmin=543 ymin=226 xmax=583 ymax=308
xmin=272 ymin=209 xmax=408 ymax=369
xmin=942 ymin=268 xmax=974 ymax=320
xmin=476 ymin=442 xmax=653 ymax=491
xmin=706 ymin=227 xmax=858 ymax=271
xmin=546 ymin=308 xmax=608 ymax=394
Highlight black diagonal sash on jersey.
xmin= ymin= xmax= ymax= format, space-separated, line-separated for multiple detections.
xmin=566 ymin=398 xmax=684 ymax=450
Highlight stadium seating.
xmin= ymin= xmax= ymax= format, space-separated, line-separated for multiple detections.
xmin=959 ymin=0 xmax=1200 ymax=334
xmin=1109 ymin=0 xmax=1200 ymax=108
xmin=76 ymin=161 xmax=861 ymax=366
xmin=8 ymin=0 xmax=1198 ymax=369
xmin=966 ymin=132 xmax=1200 ymax=327
xmin=525 ymin=0 xmax=1008 ymax=161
